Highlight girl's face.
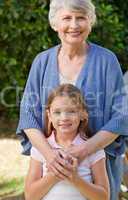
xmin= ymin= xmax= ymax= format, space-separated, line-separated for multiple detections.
xmin=48 ymin=96 xmax=84 ymax=136
xmin=53 ymin=8 xmax=92 ymax=46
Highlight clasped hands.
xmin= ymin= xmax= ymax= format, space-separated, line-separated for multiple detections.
xmin=46 ymin=144 xmax=85 ymax=182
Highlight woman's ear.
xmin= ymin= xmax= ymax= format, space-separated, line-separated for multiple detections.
xmin=52 ymin=24 xmax=58 ymax=32
xmin=51 ymin=20 xmax=58 ymax=32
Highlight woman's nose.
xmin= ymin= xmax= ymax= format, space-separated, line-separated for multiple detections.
xmin=70 ymin=18 xmax=79 ymax=28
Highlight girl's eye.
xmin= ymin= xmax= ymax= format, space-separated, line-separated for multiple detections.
xmin=67 ymin=110 xmax=77 ymax=115
xmin=68 ymin=110 xmax=76 ymax=113
xmin=53 ymin=111 xmax=60 ymax=115
xmin=51 ymin=109 xmax=78 ymax=115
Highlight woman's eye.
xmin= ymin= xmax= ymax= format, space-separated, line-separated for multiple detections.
xmin=78 ymin=16 xmax=88 ymax=20
xmin=77 ymin=16 xmax=86 ymax=20
xmin=78 ymin=17 xmax=84 ymax=19
xmin=63 ymin=17 xmax=71 ymax=20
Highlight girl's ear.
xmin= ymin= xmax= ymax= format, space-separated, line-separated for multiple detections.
xmin=46 ymin=109 xmax=51 ymax=122
xmin=46 ymin=109 xmax=53 ymax=137
xmin=80 ymin=111 xmax=88 ymax=122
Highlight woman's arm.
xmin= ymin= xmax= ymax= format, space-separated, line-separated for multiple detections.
xmin=68 ymin=54 xmax=128 ymax=160
xmin=25 ymin=158 xmax=59 ymax=200
xmin=24 ymin=128 xmax=53 ymax=160
xmin=67 ymin=130 xmax=118 ymax=161
xmin=69 ymin=158 xmax=110 ymax=200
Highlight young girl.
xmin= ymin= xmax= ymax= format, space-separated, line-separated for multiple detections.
xmin=25 ymin=84 xmax=110 ymax=200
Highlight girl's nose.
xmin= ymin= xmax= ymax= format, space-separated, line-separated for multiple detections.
xmin=60 ymin=112 xmax=69 ymax=120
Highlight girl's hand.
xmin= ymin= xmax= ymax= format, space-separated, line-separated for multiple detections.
xmin=67 ymin=157 xmax=78 ymax=183
xmin=46 ymin=148 xmax=74 ymax=180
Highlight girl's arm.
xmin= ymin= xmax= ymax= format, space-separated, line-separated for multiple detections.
xmin=25 ymin=158 xmax=59 ymax=200
xmin=69 ymin=158 xmax=110 ymax=200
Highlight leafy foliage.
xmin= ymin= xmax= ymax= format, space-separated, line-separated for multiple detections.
xmin=92 ymin=0 xmax=128 ymax=72
xmin=0 ymin=0 xmax=127 ymax=119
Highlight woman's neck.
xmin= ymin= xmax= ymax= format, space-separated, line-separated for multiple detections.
xmin=60 ymin=41 xmax=88 ymax=60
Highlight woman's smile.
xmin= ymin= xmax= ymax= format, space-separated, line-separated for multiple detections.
xmin=66 ymin=31 xmax=81 ymax=37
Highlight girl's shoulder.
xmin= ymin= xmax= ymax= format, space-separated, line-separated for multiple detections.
xmin=75 ymin=135 xmax=105 ymax=166
xmin=30 ymin=146 xmax=45 ymax=163
xmin=87 ymin=149 xmax=106 ymax=167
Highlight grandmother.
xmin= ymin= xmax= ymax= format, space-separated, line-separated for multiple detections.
xmin=17 ymin=0 xmax=128 ymax=199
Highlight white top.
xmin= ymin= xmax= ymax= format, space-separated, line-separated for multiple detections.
xmin=124 ymin=71 xmax=128 ymax=85
xmin=31 ymin=133 xmax=105 ymax=200
xmin=59 ymin=73 xmax=77 ymax=85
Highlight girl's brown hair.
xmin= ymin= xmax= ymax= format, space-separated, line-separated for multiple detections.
xmin=44 ymin=84 xmax=92 ymax=139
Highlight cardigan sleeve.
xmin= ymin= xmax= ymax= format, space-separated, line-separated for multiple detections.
xmin=16 ymin=53 xmax=47 ymax=155
xmin=100 ymin=54 xmax=128 ymax=137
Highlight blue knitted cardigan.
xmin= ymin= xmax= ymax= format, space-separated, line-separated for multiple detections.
xmin=17 ymin=42 xmax=128 ymax=156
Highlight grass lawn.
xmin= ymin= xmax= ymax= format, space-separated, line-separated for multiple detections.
xmin=0 ymin=178 xmax=24 ymax=199
xmin=0 ymin=138 xmax=29 ymax=200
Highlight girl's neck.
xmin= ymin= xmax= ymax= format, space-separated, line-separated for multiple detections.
xmin=54 ymin=131 xmax=77 ymax=148
xmin=60 ymin=41 xmax=88 ymax=60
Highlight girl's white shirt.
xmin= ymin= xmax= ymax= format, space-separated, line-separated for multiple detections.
xmin=31 ymin=133 xmax=105 ymax=200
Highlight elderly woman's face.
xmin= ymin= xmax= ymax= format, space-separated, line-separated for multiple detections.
xmin=54 ymin=8 xmax=92 ymax=45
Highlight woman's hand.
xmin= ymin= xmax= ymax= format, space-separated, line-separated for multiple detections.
xmin=46 ymin=148 xmax=75 ymax=180
xmin=66 ymin=144 xmax=88 ymax=163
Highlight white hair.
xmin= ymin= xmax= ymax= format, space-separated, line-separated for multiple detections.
xmin=49 ymin=0 xmax=96 ymax=29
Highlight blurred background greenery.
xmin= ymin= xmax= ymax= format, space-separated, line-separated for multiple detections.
xmin=0 ymin=0 xmax=128 ymax=121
